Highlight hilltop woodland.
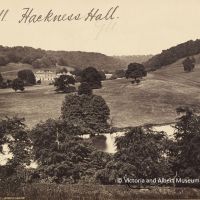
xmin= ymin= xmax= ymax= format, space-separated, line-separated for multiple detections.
xmin=0 ymin=45 xmax=125 ymax=72
xmin=144 ymin=39 xmax=200 ymax=71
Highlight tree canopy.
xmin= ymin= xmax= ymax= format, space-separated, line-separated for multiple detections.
xmin=80 ymin=67 xmax=102 ymax=89
xmin=61 ymin=94 xmax=110 ymax=133
xmin=125 ymin=63 xmax=147 ymax=81
xmin=78 ymin=82 xmax=92 ymax=95
xmin=182 ymin=57 xmax=195 ymax=72
xmin=172 ymin=107 xmax=200 ymax=179
xmin=17 ymin=69 xmax=36 ymax=85
xmin=54 ymin=75 xmax=76 ymax=93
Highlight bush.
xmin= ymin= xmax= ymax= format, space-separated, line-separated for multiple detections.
xmin=12 ymin=78 xmax=25 ymax=91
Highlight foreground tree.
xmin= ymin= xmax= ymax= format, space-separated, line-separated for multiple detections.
xmin=30 ymin=119 xmax=101 ymax=183
xmin=80 ymin=67 xmax=102 ymax=89
xmin=125 ymin=63 xmax=147 ymax=83
xmin=172 ymin=107 xmax=200 ymax=180
xmin=0 ymin=117 xmax=31 ymax=194
xmin=54 ymin=75 xmax=76 ymax=93
xmin=96 ymin=127 xmax=173 ymax=184
xmin=18 ymin=69 xmax=36 ymax=85
xmin=0 ymin=73 xmax=3 ymax=88
xmin=182 ymin=57 xmax=195 ymax=72
xmin=61 ymin=94 xmax=110 ymax=133
xmin=12 ymin=78 xmax=24 ymax=92
xmin=78 ymin=82 xmax=92 ymax=95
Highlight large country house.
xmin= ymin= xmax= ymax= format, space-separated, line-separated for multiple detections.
xmin=35 ymin=70 xmax=74 ymax=81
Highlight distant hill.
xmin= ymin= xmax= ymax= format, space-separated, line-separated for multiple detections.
xmin=0 ymin=45 xmax=126 ymax=73
xmin=114 ymin=55 xmax=153 ymax=66
xmin=144 ymin=39 xmax=200 ymax=71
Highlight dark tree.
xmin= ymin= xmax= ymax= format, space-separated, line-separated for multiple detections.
xmin=78 ymin=82 xmax=92 ymax=95
xmin=0 ymin=56 xmax=8 ymax=66
xmin=80 ymin=67 xmax=102 ymax=89
xmin=125 ymin=63 xmax=147 ymax=83
xmin=171 ymin=107 xmax=200 ymax=179
xmin=18 ymin=69 xmax=36 ymax=85
xmin=30 ymin=119 xmax=96 ymax=183
xmin=12 ymin=78 xmax=24 ymax=92
xmin=0 ymin=117 xmax=31 ymax=192
xmin=0 ymin=73 xmax=3 ymax=85
xmin=95 ymin=127 xmax=172 ymax=184
xmin=54 ymin=75 xmax=76 ymax=93
xmin=182 ymin=57 xmax=195 ymax=72
xmin=61 ymin=94 xmax=110 ymax=133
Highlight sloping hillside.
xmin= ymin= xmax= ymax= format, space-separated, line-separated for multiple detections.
xmin=144 ymin=39 xmax=200 ymax=71
xmin=0 ymin=45 xmax=126 ymax=73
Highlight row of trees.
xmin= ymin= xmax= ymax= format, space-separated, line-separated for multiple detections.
xmin=54 ymin=67 xmax=104 ymax=93
xmin=0 ymin=69 xmax=37 ymax=91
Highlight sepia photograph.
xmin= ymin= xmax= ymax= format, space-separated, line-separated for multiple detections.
xmin=0 ymin=0 xmax=200 ymax=199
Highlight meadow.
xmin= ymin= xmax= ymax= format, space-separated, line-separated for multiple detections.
xmin=1 ymin=62 xmax=200 ymax=128
xmin=1 ymin=183 xmax=200 ymax=200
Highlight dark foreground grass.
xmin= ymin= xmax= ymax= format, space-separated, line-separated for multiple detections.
xmin=1 ymin=184 xmax=200 ymax=200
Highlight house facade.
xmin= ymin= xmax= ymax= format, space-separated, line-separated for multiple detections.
xmin=35 ymin=70 xmax=74 ymax=81
xmin=35 ymin=70 xmax=56 ymax=81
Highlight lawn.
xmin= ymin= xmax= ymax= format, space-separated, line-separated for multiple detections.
xmin=1 ymin=183 xmax=200 ymax=200
xmin=0 ymin=61 xmax=200 ymax=128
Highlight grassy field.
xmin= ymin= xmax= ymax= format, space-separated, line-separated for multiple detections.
xmin=1 ymin=183 xmax=200 ymax=200
xmin=0 ymin=60 xmax=200 ymax=128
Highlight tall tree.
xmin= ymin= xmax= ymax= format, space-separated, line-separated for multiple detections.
xmin=54 ymin=75 xmax=76 ymax=93
xmin=61 ymin=94 xmax=110 ymax=133
xmin=78 ymin=82 xmax=92 ymax=95
xmin=114 ymin=127 xmax=172 ymax=179
xmin=0 ymin=117 xmax=31 ymax=193
xmin=80 ymin=67 xmax=102 ymax=89
xmin=18 ymin=69 xmax=36 ymax=85
xmin=30 ymin=119 xmax=96 ymax=183
xmin=125 ymin=63 xmax=147 ymax=83
xmin=0 ymin=73 xmax=3 ymax=85
xmin=172 ymin=107 xmax=200 ymax=179
xmin=182 ymin=57 xmax=195 ymax=72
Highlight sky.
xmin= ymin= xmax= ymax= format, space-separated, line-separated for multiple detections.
xmin=0 ymin=0 xmax=200 ymax=55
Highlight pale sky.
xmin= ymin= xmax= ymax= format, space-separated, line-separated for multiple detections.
xmin=0 ymin=0 xmax=200 ymax=55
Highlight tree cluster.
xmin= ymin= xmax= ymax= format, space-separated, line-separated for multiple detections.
xmin=54 ymin=75 xmax=76 ymax=93
xmin=1 ymin=104 xmax=200 ymax=188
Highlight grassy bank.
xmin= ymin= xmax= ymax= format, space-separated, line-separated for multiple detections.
xmin=1 ymin=184 xmax=200 ymax=200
